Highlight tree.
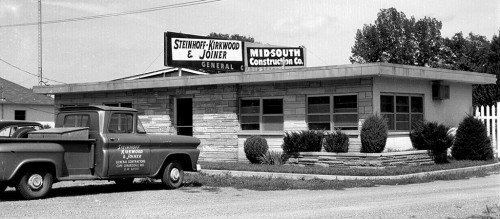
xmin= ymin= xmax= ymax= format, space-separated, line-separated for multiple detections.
xmin=350 ymin=7 xmax=500 ymax=107
xmin=207 ymin=32 xmax=256 ymax=43
xmin=350 ymin=8 xmax=443 ymax=66
xmin=439 ymin=32 xmax=500 ymax=106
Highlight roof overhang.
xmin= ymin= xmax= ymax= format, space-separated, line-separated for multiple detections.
xmin=33 ymin=63 xmax=496 ymax=94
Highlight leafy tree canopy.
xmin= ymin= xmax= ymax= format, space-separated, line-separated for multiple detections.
xmin=350 ymin=7 xmax=500 ymax=107
xmin=207 ymin=32 xmax=255 ymax=43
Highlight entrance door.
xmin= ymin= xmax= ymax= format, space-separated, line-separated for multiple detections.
xmin=176 ymin=98 xmax=193 ymax=136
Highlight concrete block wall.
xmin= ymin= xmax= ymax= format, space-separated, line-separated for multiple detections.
xmin=191 ymin=85 xmax=240 ymax=162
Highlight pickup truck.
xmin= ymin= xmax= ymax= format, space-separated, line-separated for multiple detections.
xmin=0 ymin=106 xmax=201 ymax=200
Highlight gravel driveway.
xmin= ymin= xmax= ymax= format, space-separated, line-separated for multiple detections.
xmin=1 ymin=173 xmax=499 ymax=218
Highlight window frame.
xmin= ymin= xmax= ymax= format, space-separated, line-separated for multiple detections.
xmin=307 ymin=94 xmax=359 ymax=131
xmin=239 ymin=97 xmax=284 ymax=133
xmin=14 ymin=110 xmax=26 ymax=121
xmin=380 ymin=93 xmax=424 ymax=132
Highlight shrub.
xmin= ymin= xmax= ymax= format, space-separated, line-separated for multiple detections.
xmin=360 ymin=115 xmax=388 ymax=153
xmin=259 ymin=151 xmax=285 ymax=165
xmin=244 ymin=135 xmax=269 ymax=164
xmin=299 ymin=130 xmax=323 ymax=152
xmin=324 ymin=130 xmax=349 ymax=153
xmin=410 ymin=121 xmax=454 ymax=163
xmin=282 ymin=132 xmax=301 ymax=153
xmin=409 ymin=120 xmax=430 ymax=150
xmin=452 ymin=115 xmax=494 ymax=161
xmin=281 ymin=130 xmax=323 ymax=153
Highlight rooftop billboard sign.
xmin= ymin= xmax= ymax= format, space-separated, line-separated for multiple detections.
xmin=246 ymin=47 xmax=305 ymax=68
xmin=165 ymin=32 xmax=244 ymax=72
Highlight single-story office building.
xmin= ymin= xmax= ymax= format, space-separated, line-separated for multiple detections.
xmin=34 ymin=63 xmax=496 ymax=162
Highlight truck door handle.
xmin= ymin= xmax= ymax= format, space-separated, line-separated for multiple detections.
xmin=110 ymin=138 xmax=118 ymax=141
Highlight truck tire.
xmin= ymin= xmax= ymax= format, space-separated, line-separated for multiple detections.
xmin=114 ymin=178 xmax=134 ymax=186
xmin=16 ymin=169 xmax=53 ymax=200
xmin=162 ymin=160 xmax=184 ymax=189
xmin=12 ymin=127 xmax=35 ymax=138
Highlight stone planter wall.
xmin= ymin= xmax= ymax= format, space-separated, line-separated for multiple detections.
xmin=286 ymin=150 xmax=434 ymax=168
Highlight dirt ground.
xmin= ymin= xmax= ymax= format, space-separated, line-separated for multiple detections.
xmin=1 ymin=174 xmax=499 ymax=218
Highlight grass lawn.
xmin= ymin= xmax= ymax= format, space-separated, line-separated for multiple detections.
xmin=201 ymin=159 xmax=499 ymax=176
xmin=180 ymin=159 xmax=500 ymax=191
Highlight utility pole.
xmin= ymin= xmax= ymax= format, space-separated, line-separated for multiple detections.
xmin=38 ymin=0 xmax=43 ymax=86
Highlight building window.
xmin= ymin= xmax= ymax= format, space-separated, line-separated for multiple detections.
xmin=307 ymin=95 xmax=358 ymax=131
xmin=14 ymin=110 xmax=26 ymax=120
xmin=240 ymin=98 xmax=283 ymax=132
xmin=381 ymin=94 xmax=424 ymax=131
xmin=104 ymin=103 xmax=133 ymax=108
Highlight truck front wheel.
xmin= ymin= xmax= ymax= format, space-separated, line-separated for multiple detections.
xmin=16 ymin=169 xmax=53 ymax=200
xmin=162 ymin=161 xmax=184 ymax=189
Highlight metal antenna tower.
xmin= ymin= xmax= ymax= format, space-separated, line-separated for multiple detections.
xmin=38 ymin=0 xmax=43 ymax=86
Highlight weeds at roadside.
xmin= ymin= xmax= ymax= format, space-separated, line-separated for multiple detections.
xmin=201 ymin=159 xmax=499 ymax=176
xmin=183 ymin=166 xmax=499 ymax=191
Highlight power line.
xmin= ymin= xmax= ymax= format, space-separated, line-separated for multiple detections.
xmin=0 ymin=0 xmax=222 ymax=28
xmin=142 ymin=50 xmax=164 ymax=74
xmin=0 ymin=57 xmax=66 ymax=85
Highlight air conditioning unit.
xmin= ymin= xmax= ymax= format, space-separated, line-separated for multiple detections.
xmin=432 ymin=83 xmax=450 ymax=100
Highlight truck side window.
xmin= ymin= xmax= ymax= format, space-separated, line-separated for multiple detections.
xmin=63 ymin=115 xmax=90 ymax=127
xmin=108 ymin=113 xmax=134 ymax=133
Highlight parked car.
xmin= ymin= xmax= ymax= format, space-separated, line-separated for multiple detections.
xmin=0 ymin=121 xmax=44 ymax=138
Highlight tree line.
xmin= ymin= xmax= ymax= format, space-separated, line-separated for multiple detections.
xmin=350 ymin=8 xmax=500 ymax=107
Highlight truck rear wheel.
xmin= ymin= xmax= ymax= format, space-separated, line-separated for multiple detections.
xmin=162 ymin=160 xmax=183 ymax=189
xmin=16 ymin=169 xmax=53 ymax=200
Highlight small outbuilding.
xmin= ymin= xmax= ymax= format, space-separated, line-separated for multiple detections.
xmin=34 ymin=63 xmax=496 ymax=162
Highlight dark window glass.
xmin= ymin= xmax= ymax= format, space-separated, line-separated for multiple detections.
xmin=262 ymin=116 xmax=284 ymax=131
xmin=14 ymin=110 xmax=26 ymax=120
xmin=108 ymin=113 xmax=134 ymax=133
xmin=334 ymin=95 xmax=357 ymax=113
xmin=263 ymin=99 xmax=283 ymax=114
xmin=380 ymin=96 xmax=394 ymax=113
xmin=309 ymin=123 xmax=330 ymax=130
xmin=411 ymin=97 xmax=423 ymax=113
xmin=396 ymin=96 xmax=409 ymax=113
xmin=63 ymin=114 xmax=90 ymax=127
xmin=308 ymin=96 xmax=330 ymax=114
xmin=241 ymin=99 xmax=260 ymax=114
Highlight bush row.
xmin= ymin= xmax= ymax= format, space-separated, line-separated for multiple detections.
xmin=281 ymin=130 xmax=350 ymax=153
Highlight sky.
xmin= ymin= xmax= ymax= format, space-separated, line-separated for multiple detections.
xmin=0 ymin=0 xmax=499 ymax=88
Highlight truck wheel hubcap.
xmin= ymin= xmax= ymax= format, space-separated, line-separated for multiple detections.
xmin=170 ymin=168 xmax=180 ymax=181
xmin=28 ymin=174 xmax=43 ymax=190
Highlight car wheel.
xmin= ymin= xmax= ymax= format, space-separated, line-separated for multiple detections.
xmin=114 ymin=178 xmax=134 ymax=186
xmin=162 ymin=160 xmax=184 ymax=189
xmin=16 ymin=169 xmax=53 ymax=200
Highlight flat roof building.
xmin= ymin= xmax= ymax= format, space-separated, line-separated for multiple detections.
xmin=34 ymin=63 xmax=496 ymax=162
